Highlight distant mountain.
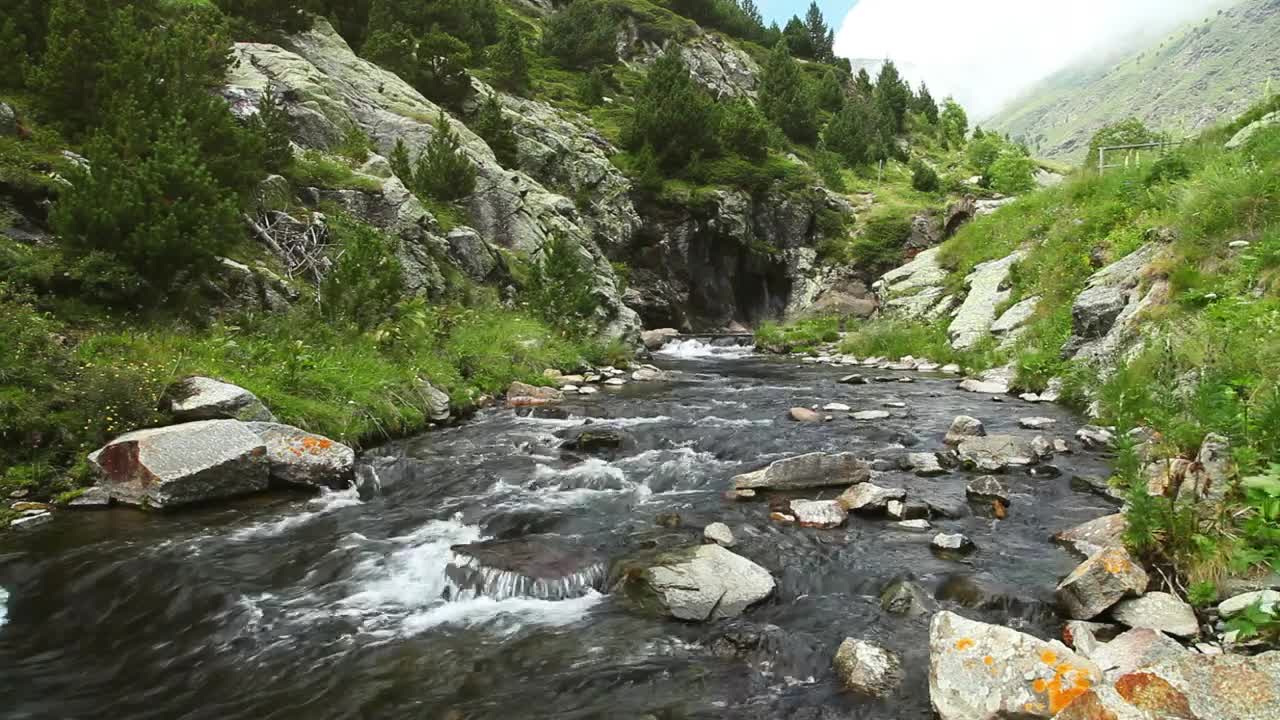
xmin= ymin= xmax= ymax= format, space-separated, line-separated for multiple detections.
xmin=987 ymin=0 xmax=1280 ymax=163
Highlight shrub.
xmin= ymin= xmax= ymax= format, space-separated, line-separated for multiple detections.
xmin=523 ymin=232 xmax=599 ymax=338
xmin=362 ymin=24 xmax=472 ymax=107
xmin=251 ymin=86 xmax=294 ymax=174
xmin=814 ymin=150 xmax=847 ymax=192
xmin=911 ymin=159 xmax=940 ymax=192
xmin=989 ymin=148 xmax=1037 ymax=195
xmin=413 ymin=112 xmax=476 ymax=201
xmin=755 ymin=315 xmax=840 ymax=354
xmin=577 ymin=68 xmax=609 ymax=106
xmin=847 ymin=213 xmax=911 ymax=271
xmin=1087 ymin=118 xmax=1164 ymax=169
xmin=543 ymin=0 xmax=617 ymax=69
xmin=824 ymin=94 xmax=881 ymax=166
xmin=625 ymin=48 xmax=720 ymax=172
xmin=939 ymin=98 xmax=968 ymax=148
xmin=320 ymin=216 xmax=404 ymax=329
xmin=471 ymin=93 xmax=519 ymax=168
xmin=718 ymin=98 xmax=771 ymax=161
xmin=490 ymin=24 xmax=530 ymax=95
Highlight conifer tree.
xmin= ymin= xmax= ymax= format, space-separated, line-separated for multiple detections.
xmin=915 ymin=83 xmax=939 ymax=124
xmin=414 ymin=112 xmax=476 ymax=201
xmin=817 ymin=69 xmax=846 ymax=112
xmin=759 ymin=41 xmax=819 ymax=144
xmin=804 ymin=3 xmax=834 ymax=61
xmin=389 ymin=138 xmax=414 ymax=184
xmin=626 ymin=48 xmax=720 ymax=170
xmin=874 ymin=60 xmax=911 ymax=134
xmin=472 ymin=93 xmax=519 ymax=168
xmin=491 ymin=24 xmax=530 ymax=95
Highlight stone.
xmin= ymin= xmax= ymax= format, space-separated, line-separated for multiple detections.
xmin=1063 ymin=620 xmax=1122 ymax=655
xmin=158 ymin=376 xmax=276 ymax=423
xmin=931 ymin=533 xmax=975 ymax=554
xmin=1109 ymin=592 xmax=1199 ymax=638
xmin=9 ymin=512 xmax=52 ymax=529
xmin=838 ymin=374 xmax=868 ymax=385
xmin=1031 ymin=435 xmax=1055 ymax=459
xmin=88 ymin=420 xmax=270 ymax=509
xmin=1225 ymin=110 xmax=1280 ymax=149
xmin=66 ymin=486 xmax=111 ymax=509
xmin=1218 ymin=589 xmax=1279 ymax=618
xmin=703 ymin=522 xmax=735 ymax=547
xmin=1085 ymin=627 xmax=1190 ymax=682
xmin=1178 ymin=433 xmax=1234 ymax=505
xmin=838 ymin=483 xmax=906 ymax=513
xmin=790 ymin=499 xmax=849 ymax=528
xmin=928 ymin=610 xmax=1101 ymax=719
xmin=1054 ymin=438 xmax=1071 ymax=454
xmin=559 ymin=426 xmax=636 ymax=455
xmin=897 ymin=519 xmax=932 ymax=531
xmin=244 ymin=422 xmax=355 ymax=490
xmin=1055 ymin=513 xmax=1128 ymax=558
xmin=852 ymin=410 xmax=891 ymax=421
xmin=732 ymin=453 xmax=870 ymax=491
xmin=789 ymin=407 xmax=822 ymax=423
xmin=507 ymin=381 xmax=564 ymax=406
xmin=990 ymin=295 xmax=1041 ymax=346
xmin=1019 ymin=417 xmax=1058 ymax=430
xmin=631 ymin=367 xmax=669 ymax=382
xmin=611 ymin=544 xmax=775 ymax=622
xmin=444 ymin=226 xmax=499 ymax=281
xmin=822 ymin=402 xmax=851 ymax=412
xmin=833 ymin=638 xmax=903 ymax=697
xmin=945 ymin=415 xmax=986 ymax=445
xmin=1071 ymin=474 xmax=1126 ymax=504
xmin=956 ymin=435 xmax=1038 ymax=471
xmin=965 ymin=476 xmax=1011 ymax=505
xmin=887 ymin=499 xmax=930 ymax=520
xmin=1076 ymin=425 xmax=1117 ymax=450
xmin=908 ymin=452 xmax=947 ymax=477
xmin=949 ymin=251 xmax=1025 ymax=350
xmin=603 ymin=378 xmax=626 ymax=386
xmin=1056 ymin=546 xmax=1149 ymax=619
xmin=880 ymin=578 xmax=930 ymax=615
xmin=578 ymin=386 xmax=598 ymax=395
xmin=1055 ymin=650 xmax=1280 ymax=720
xmin=1063 ymin=244 xmax=1165 ymax=365
xmin=0 ymin=101 xmax=16 ymax=137
xmin=418 ymin=380 xmax=452 ymax=422
xmin=958 ymin=378 xmax=1009 ymax=394
xmin=641 ymin=328 xmax=680 ymax=350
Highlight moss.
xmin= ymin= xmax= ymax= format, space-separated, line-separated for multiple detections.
xmin=283 ymin=150 xmax=383 ymax=193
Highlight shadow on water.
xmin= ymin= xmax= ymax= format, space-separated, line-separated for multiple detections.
xmin=0 ymin=344 xmax=1116 ymax=719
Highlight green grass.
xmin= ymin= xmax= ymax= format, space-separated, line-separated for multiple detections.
xmin=283 ymin=150 xmax=383 ymax=193
xmin=754 ymin=315 xmax=840 ymax=354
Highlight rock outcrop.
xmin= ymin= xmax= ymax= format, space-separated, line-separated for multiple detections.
xmin=244 ymin=422 xmax=355 ymax=490
xmin=611 ymin=544 xmax=775 ymax=621
xmin=732 ymin=452 xmax=870 ymax=491
xmin=1062 ymin=243 xmax=1167 ymax=367
xmin=948 ymin=251 xmax=1024 ymax=350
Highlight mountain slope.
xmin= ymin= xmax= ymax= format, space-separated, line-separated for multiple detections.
xmin=988 ymin=0 xmax=1280 ymax=162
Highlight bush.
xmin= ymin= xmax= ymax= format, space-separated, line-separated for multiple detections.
xmin=989 ymin=149 xmax=1037 ymax=195
xmin=320 ymin=216 xmax=404 ymax=330
xmin=490 ymin=24 xmax=530 ymax=95
xmin=814 ymin=150 xmax=847 ymax=192
xmin=718 ymin=98 xmax=771 ymax=161
xmin=847 ymin=213 xmax=912 ymax=271
xmin=362 ymin=25 xmax=472 ymax=107
xmin=625 ymin=48 xmax=720 ymax=172
xmin=1087 ymin=117 xmax=1164 ymax=169
xmin=471 ymin=93 xmax=519 ymax=168
xmin=251 ymin=87 xmax=294 ymax=174
xmin=413 ymin=112 xmax=477 ymax=201
xmin=911 ymin=160 xmax=940 ymax=192
xmin=1145 ymin=153 xmax=1192 ymax=186
xmin=577 ymin=68 xmax=609 ymax=106
xmin=824 ymin=94 xmax=880 ymax=166
xmin=543 ymin=0 xmax=617 ymax=68
xmin=523 ymin=232 xmax=599 ymax=338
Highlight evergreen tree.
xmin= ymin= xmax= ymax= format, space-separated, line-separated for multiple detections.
xmin=816 ymin=69 xmax=846 ymax=112
xmin=626 ymin=48 xmax=720 ymax=171
xmin=914 ymin=82 xmax=939 ymax=124
xmin=577 ymin=68 xmax=609 ymax=106
xmin=910 ymin=159 xmax=940 ymax=192
xmin=362 ymin=23 xmax=472 ymax=107
xmin=874 ymin=60 xmax=911 ymax=133
xmin=472 ymin=93 xmax=519 ymax=168
xmin=525 ymin=232 xmax=598 ymax=338
xmin=718 ymin=98 xmax=771 ymax=161
xmin=389 ymin=138 xmax=414 ymax=183
xmin=804 ymin=3 xmax=834 ymax=61
xmin=853 ymin=68 xmax=874 ymax=99
xmin=759 ymin=41 xmax=819 ymax=144
xmin=782 ymin=17 xmax=812 ymax=59
xmin=414 ymin=112 xmax=476 ymax=201
xmin=0 ymin=17 xmax=28 ymax=90
xmin=490 ymin=24 xmax=530 ymax=95
xmin=823 ymin=93 xmax=878 ymax=166
xmin=252 ymin=86 xmax=293 ymax=174
xmin=740 ymin=0 xmax=763 ymax=27
xmin=543 ymin=0 xmax=617 ymax=68
xmin=214 ymin=0 xmax=312 ymax=34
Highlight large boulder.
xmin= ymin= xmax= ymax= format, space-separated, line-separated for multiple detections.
xmin=945 ymin=415 xmax=987 ymax=445
xmin=559 ymin=426 xmax=637 ymax=455
xmin=989 ymin=295 xmax=1040 ymax=347
xmin=444 ymin=226 xmax=500 ymax=281
xmin=1056 ymin=546 xmax=1150 ymax=619
xmin=834 ymin=638 xmax=903 ymax=697
xmin=1083 ymin=627 xmax=1190 ymax=681
xmin=641 ymin=328 xmax=680 ymax=351
xmin=1054 ymin=650 xmax=1280 ymax=720
xmin=507 ymin=381 xmax=564 ymax=406
xmin=1062 ymin=243 xmax=1167 ymax=367
xmin=159 ymin=376 xmax=276 ymax=423
xmin=929 ymin=610 xmax=1102 ymax=719
xmin=838 ymin=483 xmax=906 ymax=513
xmin=611 ymin=544 xmax=775 ymax=621
xmin=244 ymin=422 xmax=355 ymax=489
xmin=732 ymin=452 xmax=870 ymax=491
xmin=448 ymin=535 xmax=605 ymax=601
xmin=948 ymin=251 xmax=1024 ymax=350
xmin=789 ymin=499 xmax=849 ymax=528
xmin=1225 ymin=110 xmax=1280 ymax=150
xmin=88 ymin=420 xmax=269 ymax=509
xmin=956 ymin=435 xmax=1038 ymax=471
xmin=1055 ymin=513 xmax=1128 ymax=558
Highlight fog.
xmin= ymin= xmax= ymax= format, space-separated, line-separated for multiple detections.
xmin=833 ymin=0 xmax=1225 ymax=119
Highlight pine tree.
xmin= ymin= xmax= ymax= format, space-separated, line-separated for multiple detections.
xmin=389 ymin=138 xmax=414 ymax=184
xmin=543 ymin=0 xmax=617 ymax=68
xmin=718 ymin=98 xmax=771 ymax=161
xmin=577 ymin=68 xmax=609 ymax=106
xmin=252 ymin=86 xmax=293 ymax=174
xmin=491 ymin=24 xmax=530 ymax=95
xmin=782 ymin=17 xmax=812 ymax=58
xmin=874 ymin=60 xmax=911 ymax=134
xmin=817 ymin=69 xmax=846 ymax=112
xmin=759 ymin=41 xmax=819 ymax=144
xmin=414 ymin=112 xmax=476 ymax=201
xmin=915 ymin=82 xmax=939 ymax=124
xmin=472 ymin=93 xmax=519 ymax=167
xmin=804 ymin=3 xmax=833 ymax=61
xmin=626 ymin=48 xmax=720 ymax=171
xmin=853 ymin=68 xmax=875 ymax=99
xmin=823 ymin=93 xmax=877 ymax=166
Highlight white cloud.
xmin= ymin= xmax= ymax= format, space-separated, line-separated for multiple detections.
xmin=833 ymin=0 xmax=1221 ymax=119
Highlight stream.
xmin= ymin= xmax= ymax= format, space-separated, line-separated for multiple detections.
xmin=0 ymin=343 xmax=1117 ymax=719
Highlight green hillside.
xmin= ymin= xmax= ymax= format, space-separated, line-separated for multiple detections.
xmin=988 ymin=0 xmax=1280 ymax=163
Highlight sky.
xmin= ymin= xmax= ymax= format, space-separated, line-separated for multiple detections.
xmin=762 ymin=1 xmax=1223 ymax=120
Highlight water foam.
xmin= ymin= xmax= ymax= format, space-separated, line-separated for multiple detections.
xmin=0 ymin=585 xmax=8 ymax=627
xmin=447 ymin=553 xmax=607 ymax=601
xmin=655 ymin=339 xmax=754 ymax=359
xmin=229 ymin=487 xmax=363 ymax=541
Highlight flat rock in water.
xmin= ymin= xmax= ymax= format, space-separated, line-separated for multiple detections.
xmin=1056 ymin=546 xmax=1149 ymax=620
xmin=1054 ymin=650 xmax=1280 ymax=720
xmin=245 ymin=422 xmax=355 ymax=490
xmin=822 ymin=402 xmax=851 ymax=412
xmin=838 ymin=483 xmax=905 ymax=513
xmin=839 ymin=374 xmax=868 ymax=385
xmin=507 ymin=381 xmax=564 ymax=406
xmin=1109 ymin=592 xmax=1199 ymax=638
xmin=887 ymin=499 xmax=929 ymax=520
xmin=88 ymin=420 xmax=269 ymax=509
xmin=958 ymin=378 xmax=1008 ymax=394
xmin=790 ymin=499 xmax=849 ymax=528
xmin=159 ymin=376 xmax=276 ymax=423
xmin=611 ymin=544 xmax=775 ymax=622
xmin=66 ymin=486 xmax=111 ymax=509
xmin=559 ymin=426 xmax=636 ymax=455
xmin=1019 ymin=417 xmax=1057 ymax=430
xmin=897 ymin=519 xmax=932 ymax=531
xmin=852 ymin=410 xmax=891 ymax=421
xmin=733 ymin=452 xmax=870 ymax=491
xmin=908 ymin=452 xmax=946 ymax=476
xmin=965 ymin=476 xmax=1010 ymax=504
xmin=929 ymin=610 xmax=1101 ymax=719
xmin=833 ymin=638 xmax=902 ymax=698
xmin=789 ymin=407 xmax=822 ymax=423
xmin=449 ymin=535 xmax=605 ymax=600
xmin=1054 ymin=513 xmax=1127 ymax=558
xmin=880 ymin=578 xmax=930 ymax=615
xmin=931 ymin=533 xmax=975 ymax=554
xmin=945 ymin=415 xmax=986 ymax=445
xmin=957 ymin=435 xmax=1038 ymax=471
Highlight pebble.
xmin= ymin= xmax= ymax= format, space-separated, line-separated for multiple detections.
xmin=897 ymin=519 xmax=932 ymax=531
xmin=852 ymin=410 xmax=891 ymax=421
xmin=822 ymin=403 xmax=851 ymax=412
xmin=931 ymin=532 xmax=975 ymax=554
xmin=703 ymin=522 xmax=735 ymax=547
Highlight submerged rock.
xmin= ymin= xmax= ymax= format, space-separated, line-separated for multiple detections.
xmin=88 ymin=420 xmax=269 ymax=509
xmin=245 ymin=422 xmax=355 ymax=490
xmin=880 ymin=578 xmax=930 ymax=615
xmin=1056 ymin=546 xmax=1149 ymax=619
xmin=611 ymin=544 xmax=775 ymax=622
xmin=449 ymin=535 xmax=605 ymax=601
xmin=159 ymin=376 xmax=276 ymax=423
xmin=852 ymin=410 xmax=892 ymax=421
xmin=929 ymin=610 xmax=1101 ymax=719
xmin=908 ymin=452 xmax=947 ymax=476
xmin=559 ymin=426 xmax=637 ymax=455
xmin=732 ymin=452 xmax=870 ymax=491
xmin=965 ymin=476 xmax=1011 ymax=505
xmin=833 ymin=638 xmax=902 ymax=697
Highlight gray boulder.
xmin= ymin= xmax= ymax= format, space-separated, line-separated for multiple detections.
xmin=1062 ymin=244 xmax=1166 ymax=367
xmin=965 ymin=476 xmax=1011 ymax=505
xmin=732 ymin=452 xmax=870 ymax=491
xmin=244 ymin=422 xmax=355 ymax=489
xmin=945 ymin=415 xmax=986 ymax=445
xmin=839 ymin=483 xmax=906 ymax=513
xmin=1109 ymin=592 xmax=1199 ymax=638
xmin=1084 ymin=627 xmax=1189 ymax=682
xmin=931 ymin=533 xmax=975 ymax=554
xmin=990 ymin=295 xmax=1040 ymax=347
xmin=948 ymin=251 xmax=1024 ymax=350
xmin=789 ymin=499 xmax=849 ymax=528
xmin=929 ymin=610 xmax=1101 ymax=720
xmin=907 ymin=452 xmax=947 ymax=476
xmin=641 ymin=328 xmax=680 ymax=350
xmin=880 ymin=578 xmax=930 ymax=615
xmin=1054 ymin=513 xmax=1127 ymax=558
xmin=956 ymin=435 xmax=1038 ymax=471
xmin=507 ymin=381 xmax=564 ymax=406
xmin=444 ymin=226 xmax=500 ymax=281
xmin=1226 ymin=110 xmax=1280 ymax=150
xmin=788 ymin=407 xmax=822 ymax=423
xmin=0 ymin=101 xmax=15 ymax=136
xmin=611 ymin=544 xmax=775 ymax=621
xmin=159 ymin=376 xmax=276 ymax=423
xmin=88 ymin=420 xmax=270 ymax=509
xmin=418 ymin=380 xmax=452 ymax=422
xmin=833 ymin=638 xmax=902 ymax=697
xmin=1056 ymin=546 xmax=1149 ymax=619
xmin=703 ymin=522 xmax=735 ymax=547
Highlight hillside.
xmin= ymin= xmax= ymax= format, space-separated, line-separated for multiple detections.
xmin=988 ymin=0 xmax=1280 ymax=162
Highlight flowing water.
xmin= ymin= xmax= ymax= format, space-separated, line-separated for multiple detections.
xmin=0 ymin=344 xmax=1117 ymax=719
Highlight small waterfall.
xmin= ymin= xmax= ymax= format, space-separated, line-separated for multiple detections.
xmin=445 ymin=553 xmax=607 ymax=601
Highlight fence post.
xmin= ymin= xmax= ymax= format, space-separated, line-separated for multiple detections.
xmin=1098 ymin=147 xmax=1105 ymax=174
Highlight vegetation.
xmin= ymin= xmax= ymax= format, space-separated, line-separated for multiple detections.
xmin=755 ymin=315 xmax=840 ymax=354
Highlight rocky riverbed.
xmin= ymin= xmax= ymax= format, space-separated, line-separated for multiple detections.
xmin=0 ymin=342 xmax=1265 ymax=718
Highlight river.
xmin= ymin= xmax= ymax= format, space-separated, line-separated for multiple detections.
xmin=0 ymin=342 xmax=1117 ymax=719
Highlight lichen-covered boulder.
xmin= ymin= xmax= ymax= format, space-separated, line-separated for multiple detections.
xmin=1056 ymin=546 xmax=1149 ymax=619
xmin=507 ymin=381 xmax=564 ymax=406
xmin=88 ymin=420 xmax=269 ymax=509
xmin=929 ymin=610 xmax=1101 ymax=719
xmin=732 ymin=452 xmax=870 ymax=491
xmin=159 ymin=376 xmax=276 ymax=423
xmin=957 ymin=435 xmax=1038 ymax=471
xmin=789 ymin=499 xmax=849 ymax=528
xmin=611 ymin=544 xmax=775 ymax=621
xmin=244 ymin=422 xmax=355 ymax=490
xmin=1108 ymin=592 xmax=1199 ymax=638
xmin=945 ymin=415 xmax=987 ymax=445
xmin=838 ymin=483 xmax=906 ymax=513
xmin=1054 ymin=513 xmax=1128 ymax=558
xmin=834 ymin=638 xmax=903 ymax=698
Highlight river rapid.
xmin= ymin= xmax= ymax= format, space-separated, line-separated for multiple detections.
xmin=0 ymin=343 xmax=1117 ymax=719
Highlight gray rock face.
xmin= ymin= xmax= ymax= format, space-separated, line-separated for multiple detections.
xmin=1062 ymin=243 xmax=1167 ymax=368
xmin=732 ymin=452 xmax=870 ymax=491
xmin=929 ymin=610 xmax=1101 ymax=720
xmin=948 ymin=251 xmax=1024 ymax=350
xmin=1225 ymin=110 xmax=1280 ymax=150
xmin=418 ymin=380 xmax=451 ymax=423
xmin=833 ymin=638 xmax=903 ymax=697
xmin=956 ymin=435 xmax=1038 ymax=471
xmin=1109 ymin=592 xmax=1199 ymax=638
xmin=1084 ymin=627 xmax=1189 ymax=682
xmin=159 ymin=376 xmax=276 ymax=423
xmin=945 ymin=415 xmax=987 ymax=445
xmin=838 ymin=483 xmax=906 ymax=513
xmin=444 ymin=227 xmax=500 ymax=281
xmin=1055 ymin=513 xmax=1127 ymax=558
xmin=1056 ymin=546 xmax=1149 ymax=619
xmin=907 ymin=452 xmax=947 ymax=476
xmin=619 ymin=26 xmax=760 ymax=100
xmin=88 ymin=421 xmax=270 ymax=509
xmin=244 ymin=422 xmax=355 ymax=490
xmin=876 ymin=247 xmax=949 ymax=319
xmin=612 ymin=544 xmax=775 ymax=621
xmin=206 ymin=257 xmax=295 ymax=316
xmin=989 ymin=295 xmax=1040 ymax=347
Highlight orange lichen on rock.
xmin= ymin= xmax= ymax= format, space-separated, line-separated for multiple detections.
xmin=1028 ymin=653 xmax=1096 ymax=714
xmin=955 ymin=638 xmax=975 ymax=651
xmin=1101 ymin=548 xmax=1131 ymax=574
xmin=1053 ymin=690 xmax=1120 ymax=720
xmin=1040 ymin=649 xmax=1058 ymax=665
xmin=1114 ymin=672 xmax=1195 ymax=718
